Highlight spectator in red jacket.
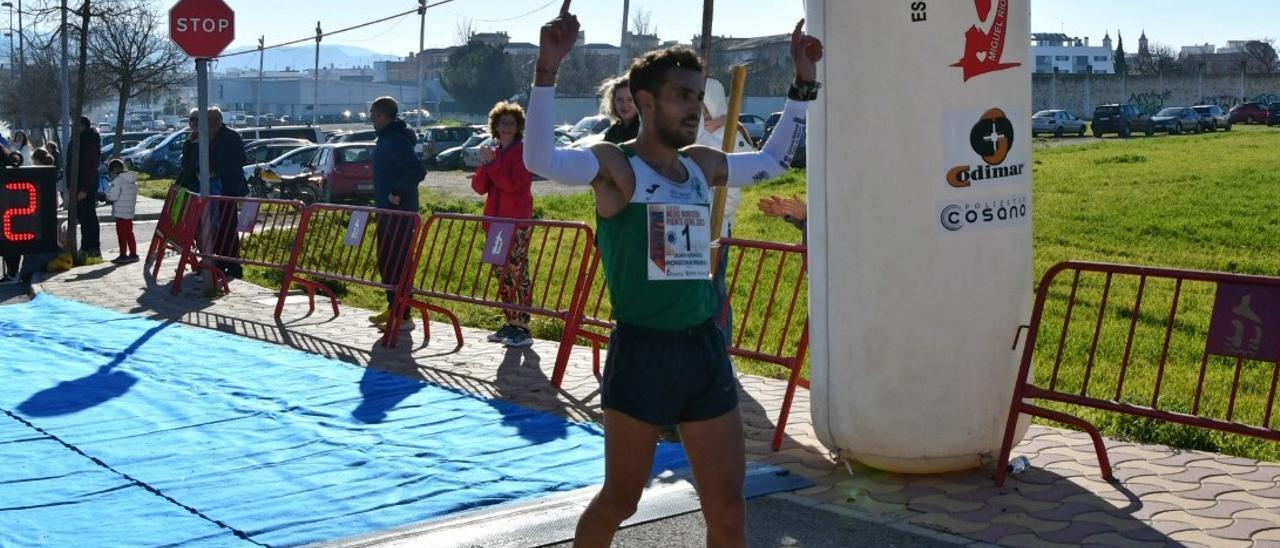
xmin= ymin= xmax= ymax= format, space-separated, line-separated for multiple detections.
xmin=472 ymin=101 xmax=535 ymax=348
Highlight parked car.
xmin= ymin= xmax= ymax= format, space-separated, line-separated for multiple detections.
xmin=1191 ymin=105 xmax=1231 ymax=132
xmin=434 ymin=132 xmax=489 ymax=171
xmin=418 ymin=125 xmax=482 ymax=163
xmin=1228 ymin=102 xmax=1270 ymax=124
xmin=237 ymin=125 xmax=325 ymax=144
xmin=566 ymin=115 xmax=611 ymax=142
xmin=329 ymin=129 xmax=379 ymax=143
xmin=120 ymin=132 xmax=170 ymax=169
xmin=1091 ymin=104 xmax=1153 ymax=138
xmin=243 ymin=138 xmax=312 ymax=166
xmin=138 ymin=129 xmax=191 ymax=178
xmin=308 ymin=143 xmax=376 ymax=202
xmin=1150 ymin=107 xmax=1202 ymax=135
xmin=1032 ymin=109 xmax=1088 ymax=137
xmin=1267 ymin=103 xmax=1280 ymax=127
xmin=739 ymin=113 xmax=768 ymax=143
xmin=242 ymin=144 xmax=320 ymax=180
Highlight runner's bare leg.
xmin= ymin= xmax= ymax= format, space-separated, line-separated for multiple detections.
xmin=680 ymin=407 xmax=746 ymax=547
xmin=573 ymin=409 xmax=662 ymax=547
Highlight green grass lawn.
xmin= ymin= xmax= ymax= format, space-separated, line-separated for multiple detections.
xmin=213 ymin=127 xmax=1280 ymax=461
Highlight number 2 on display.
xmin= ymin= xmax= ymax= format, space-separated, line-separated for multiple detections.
xmin=3 ymin=182 xmax=37 ymax=242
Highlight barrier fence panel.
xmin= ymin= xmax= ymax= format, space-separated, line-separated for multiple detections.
xmin=388 ymin=213 xmax=595 ymax=375
xmin=144 ymin=186 xmax=207 ymax=283
xmin=169 ymin=196 xmax=307 ymax=297
xmin=575 ymin=238 xmax=810 ymax=451
xmin=273 ymin=204 xmax=422 ymax=336
xmin=995 ymin=261 xmax=1280 ymax=486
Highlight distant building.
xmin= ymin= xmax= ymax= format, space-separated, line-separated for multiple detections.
xmin=1180 ymin=43 xmax=1215 ymax=59
xmin=1032 ymin=33 xmax=1115 ymax=74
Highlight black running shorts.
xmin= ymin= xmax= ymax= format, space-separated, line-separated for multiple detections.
xmin=601 ymin=318 xmax=738 ymax=426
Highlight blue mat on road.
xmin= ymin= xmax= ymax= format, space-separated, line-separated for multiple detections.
xmin=0 ymin=295 xmax=688 ymax=547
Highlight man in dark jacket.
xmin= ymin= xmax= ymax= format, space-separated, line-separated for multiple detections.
xmin=176 ymin=107 xmax=249 ymax=279
xmin=368 ymin=96 xmax=426 ymax=328
xmin=73 ymin=116 xmax=102 ymax=257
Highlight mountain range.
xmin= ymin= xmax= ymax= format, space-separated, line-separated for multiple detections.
xmin=211 ymin=44 xmax=400 ymax=72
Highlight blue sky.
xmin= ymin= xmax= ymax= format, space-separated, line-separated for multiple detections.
xmin=215 ymin=0 xmax=1273 ymax=55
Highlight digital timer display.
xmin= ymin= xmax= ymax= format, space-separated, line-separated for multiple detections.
xmin=0 ymin=166 xmax=59 ymax=256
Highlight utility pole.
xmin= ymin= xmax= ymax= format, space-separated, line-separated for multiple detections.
xmin=17 ymin=0 xmax=22 ymax=132
xmin=255 ymin=35 xmax=263 ymax=125
xmin=60 ymin=0 xmax=74 ymax=254
xmin=5 ymin=3 xmax=14 ymax=71
xmin=617 ymin=0 xmax=629 ymax=74
xmin=699 ymin=0 xmax=713 ymax=76
xmin=313 ymin=21 xmax=320 ymax=125
xmin=415 ymin=0 xmax=425 ymax=131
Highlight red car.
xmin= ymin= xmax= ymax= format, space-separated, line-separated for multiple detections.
xmin=308 ymin=143 xmax=375 ymax=202
xmin=1228 ymin=102 xmax=1270 ymax=124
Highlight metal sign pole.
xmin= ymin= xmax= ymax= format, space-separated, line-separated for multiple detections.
xmin=196 ymin=57 xmax=213 ymax=292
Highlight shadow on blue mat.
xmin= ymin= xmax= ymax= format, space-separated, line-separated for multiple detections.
xmin=16 ymin=320 xmax=171 ymax=417
xmin=0 ymin=294 xmax=688 ymax=547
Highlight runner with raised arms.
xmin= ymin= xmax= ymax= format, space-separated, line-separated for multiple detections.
xmin=523 ymin=2 xmax=822 ymax=546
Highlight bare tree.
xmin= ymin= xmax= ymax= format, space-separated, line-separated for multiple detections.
xmin=1244 ymin=39 xmax=1279 ymax=74
xmin=1133 ymin=43 xmax=1181 ymax=75
xmin=454 ymin=18 xmax=476 ymax=46
xmin=630 ymin=8 xmax=654 ymax=37
xmin=90 ymin=2 xmax=188 ymax=156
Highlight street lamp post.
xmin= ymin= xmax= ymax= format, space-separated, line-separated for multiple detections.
xmin=415 ymin=0 xmax=425 ymax=132
xmin=3 ymin=2 xmax=13 ymax=72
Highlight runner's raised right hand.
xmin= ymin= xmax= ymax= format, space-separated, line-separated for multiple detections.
xmin=537 ymin=0 xmax=580 ymax=72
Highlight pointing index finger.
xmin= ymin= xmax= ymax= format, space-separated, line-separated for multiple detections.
xmin=560 ymin=0 xmax=572 ymax=16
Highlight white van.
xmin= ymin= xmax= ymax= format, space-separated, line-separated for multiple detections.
xmin=237 ymin=125 xmax=326 ymax=144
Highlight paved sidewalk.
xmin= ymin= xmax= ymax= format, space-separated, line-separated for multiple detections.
xmin=31 ymin=261 xmax=1280 ymax=547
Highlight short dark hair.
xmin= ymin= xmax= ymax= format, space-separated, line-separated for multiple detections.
xmin=31 ymin=148 xmax=52 ymax=165
xmin=108 ymin=158 xmax=125 ymax=172
xmin=627 ymin=47 xmax=704 ymax=101
xmin=487 ymin=101 xmax=526 ymax=141
xmin=371 ymin=96 xmax=399 ymax=118
xmin=78 ymin=115 xmax=92 ymax=128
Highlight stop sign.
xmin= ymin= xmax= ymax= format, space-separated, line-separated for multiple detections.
xmin=169 ymin=0 xmax=235 ymax=58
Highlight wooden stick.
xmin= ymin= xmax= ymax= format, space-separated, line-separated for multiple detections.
xmin=709 ymin=64 xmax=747 ymax=277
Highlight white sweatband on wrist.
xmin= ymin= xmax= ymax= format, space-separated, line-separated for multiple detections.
xmin=523 ymin=86 xmax=601 ymax=186
xmin=725 ymin=98 xmax=808 ymax=187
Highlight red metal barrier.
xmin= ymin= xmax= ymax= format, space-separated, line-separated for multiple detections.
xmin=273 ymin=204 xmax=422 ymax=338
xmin=143 ymin=186 xmax=207 ymax=283
xmin=169 ymin=195 xmax=307 ymax=297
xmin=576 ymin=238 xmax=811 ymax=451
xmin=386 ymin=213 xmax=595 ymax=380
xmin=995 ymin=261 xmax=1280 ymax=486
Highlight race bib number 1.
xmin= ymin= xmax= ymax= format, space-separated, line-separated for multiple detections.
xmin=647 ymin=203 xmax=711 ymax=281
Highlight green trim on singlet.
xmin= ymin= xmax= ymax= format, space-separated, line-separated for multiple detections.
xmin=596 ymin=146 xmax=717 ymax=330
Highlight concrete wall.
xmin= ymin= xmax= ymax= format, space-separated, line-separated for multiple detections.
xmin=1033 ymin=72 xmax=1280 ymax=116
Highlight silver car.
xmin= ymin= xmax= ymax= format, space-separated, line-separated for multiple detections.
xmin=1032 ymin=110 xmax=1088 ymax=137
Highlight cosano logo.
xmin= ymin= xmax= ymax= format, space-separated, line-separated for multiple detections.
xmin=952 ymin=0 xmax=1021 ymax=81
xmin=947 ymin=108 xmax=1025 ymax=188
xmin=938 ymin=194 xmax=1029 ymax=232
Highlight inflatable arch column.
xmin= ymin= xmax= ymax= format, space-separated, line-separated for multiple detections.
xmin=806 ymin=0 xmax=1034 ymax=473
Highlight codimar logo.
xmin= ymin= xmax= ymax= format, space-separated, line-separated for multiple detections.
xmin=947 ymin=108 xmax=1025 ymax=188
xmin=952 ymin=0 xmax=1021 ymax=81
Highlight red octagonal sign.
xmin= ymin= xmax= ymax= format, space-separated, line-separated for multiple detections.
xmin=169 ymin=0 xmax=235 ymax=59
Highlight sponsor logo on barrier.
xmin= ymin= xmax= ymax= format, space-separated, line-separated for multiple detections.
xmin=945 ymin=107 xmax=1028 ymax=189
xmin=1207 ymin=284 xmax=1280 ymax=362
xmin=938 ymin=193 xmax=1029 ymax=232
xmin=952 ymin=0 xmax=1021 ymax=81
xmin=482 ymin=222 xmax=514 ymax=266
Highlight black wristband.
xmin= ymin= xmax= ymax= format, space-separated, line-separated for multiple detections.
xmin=788 ymin=80 xmax=822 ymax=101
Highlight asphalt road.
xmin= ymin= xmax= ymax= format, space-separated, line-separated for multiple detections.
xmin=547 ymin=495 xmax=959 ymax=548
